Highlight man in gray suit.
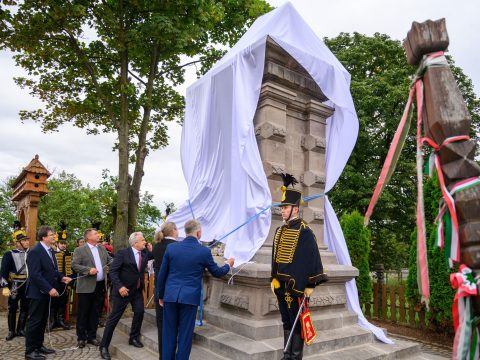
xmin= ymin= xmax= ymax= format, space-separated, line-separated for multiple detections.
xmin=72 ymin=228 xmax=112 ymax=348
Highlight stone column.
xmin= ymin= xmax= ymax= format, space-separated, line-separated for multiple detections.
xmin=197 ymin=39 xmax=358 ymax=359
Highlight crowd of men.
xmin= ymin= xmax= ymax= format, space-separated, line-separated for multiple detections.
xmin=1 ymin=175 xmax=326 ymax=360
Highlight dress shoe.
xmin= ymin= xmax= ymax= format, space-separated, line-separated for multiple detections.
xmin=38 ymin=346 xmax=55 ymax=354
xmin=129 ymin=338 xmax=144 ymax=348
xmin=87 ymin=339 xmax=100 ymax=346
xmin=99 ymin=347 xmax=111 ymax=360
xmin=77 ymin=340 xmax=86 ymax=348
xmin=6 ymin=330 xmax=16 ymax=341
xmin=25 ymin=351 xmax=46 ymax=360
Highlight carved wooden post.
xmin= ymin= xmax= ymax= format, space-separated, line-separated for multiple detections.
xmin=404 ymin=19 xmax=480 ymax=311
xmin=11 ymin=155 xmax=50 ymax=247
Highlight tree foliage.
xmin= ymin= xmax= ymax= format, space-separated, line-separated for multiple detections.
xmin=0 ymin=178 xmax=16 ymax=255
xmin=340 ymin=210 xmax=372 ymax=304
xmin=0 ymin=170 xmax=163 ymax=254
xmin=0 ymin=0 xmax=272 ymax=249
xmin=324 ymin=32 xmax=480 ymax=270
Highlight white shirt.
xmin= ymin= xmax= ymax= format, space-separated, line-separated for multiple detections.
xmin=40 ymin=241 xmax=55 ymax=266
xmin=88 ymin=243 xmax=104 ymax=281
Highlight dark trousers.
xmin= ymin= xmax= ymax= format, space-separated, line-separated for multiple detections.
xmin=76 ymin=281 xmax=105 ymax=340
xmin=25 ymin=296 xmax=49 ymax=354
xmin=162 ymin=302 xmax=197 ymax=360
xmin=276 ymin=287 xmax=301 ymax=335
xmin=8 ymin=284 xmax=29 ymax=315
xmin=155 ymin=300 xmax=164 ymax=359
xmin=100 ymin=290 xmax=144 ymax=348
xmin=275 ymin=287 xmax=304 ymax=359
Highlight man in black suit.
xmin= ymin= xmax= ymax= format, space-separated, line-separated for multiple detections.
xmin=24 ymin=226 xmax=72 ymax=360
xmin=99 ymin=232 xmax=153 ymax=360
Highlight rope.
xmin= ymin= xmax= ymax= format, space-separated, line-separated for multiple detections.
xmin=188 ymin=199 xmax=195 ymax=219
xmin=213 ymin=191 xmax=326 ymax=245
xmin=227 ymin=261 xmax=255 ymax=285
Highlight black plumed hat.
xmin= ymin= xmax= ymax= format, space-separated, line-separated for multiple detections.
xmin=280 ymin=173 xmax=302 ymax=207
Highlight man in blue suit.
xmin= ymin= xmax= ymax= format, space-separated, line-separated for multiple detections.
xmin=24 ymin=226 xmax=72 ymax=360
xmin=156 ymin=219 xmax=234 ymax=360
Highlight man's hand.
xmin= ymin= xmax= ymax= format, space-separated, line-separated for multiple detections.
xmin=225 ymin=257 xmax=235 ymax=268
xmin=146 ymin=243 xmax=152 ymax=252
xmin=119 ymin=286 xmax=129 ymax=297
xmin=89 ymin=268 xmax=98 ymax=275
xmin=158 ymin=299 xmax=164 ymax=307
xmin=49 ymin=288 xmax=59 ymax=297
xmin=62 ymin=277 xmax=72 ymax=284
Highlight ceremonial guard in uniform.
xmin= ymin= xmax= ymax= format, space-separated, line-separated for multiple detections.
xmin=49 ymin=237 xmax=73 ymax=330
xmin=0 ymin=225 xmax=30 ymax=341
xmin=270 ymin=174 xmax=327 ymax=360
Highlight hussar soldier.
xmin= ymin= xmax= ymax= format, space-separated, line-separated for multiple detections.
xmin=0 ymin=224 xmax=30 ymax=341
xmin=271 ymin=174 xmax=327 ymax=360
xmin=48 ymin=225 xmax=73 ymax=331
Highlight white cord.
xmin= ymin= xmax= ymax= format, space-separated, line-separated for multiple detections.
xmin=227 ymin=261 xmax=255 ymax=285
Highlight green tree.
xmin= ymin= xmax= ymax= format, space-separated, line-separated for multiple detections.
xmin=324 ymin=33 xmax=480 ymax=270
xmin=36 ymin=170 xmax=162 ymax=246
xmin=0 ymin=178 xmax=16 ymax=255
xmin=340 ymin=210 xmax=372 ymax=304
xmin=1 ymin=0 xmax=272 ymax=249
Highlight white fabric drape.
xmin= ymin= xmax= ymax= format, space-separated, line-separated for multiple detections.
xmin=168 ymin=2 xmax=391 ymax=343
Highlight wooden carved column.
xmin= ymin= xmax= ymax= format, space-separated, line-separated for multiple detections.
xmin=11 ymin=155 xmax=50 ymax=247
xmin=404 ymin=19 xmax=480 ymax=310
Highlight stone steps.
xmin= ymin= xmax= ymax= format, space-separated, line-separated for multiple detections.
xmin=304 ymin=338 xmax=420 ymax=359
xmin=193 ymin=321 xmax=375 ymax=360
xmin=100 ymin=314 xmax=433 ymax=360
xmin=142 ymin=307 xmax=358 ymax=340
xmin=98 ymin=323 xmax=225 ymax=360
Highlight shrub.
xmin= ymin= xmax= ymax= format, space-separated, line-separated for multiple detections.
xmin=340 ymin=210 xmax=372 ymax=304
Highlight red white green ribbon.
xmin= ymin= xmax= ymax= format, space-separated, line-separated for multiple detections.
xmin=414 ymin=80 xmax=430 ymax=304
xmin=364 ymin=53 xmax=446 ymax=304
xmin=436 ymin=176 xmax=480 ymax=265
xmin=451 ymin=265 xmax=480 ymax=360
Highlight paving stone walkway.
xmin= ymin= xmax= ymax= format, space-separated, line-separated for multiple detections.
xmin=0 ymin=315 xmax=104 ymax=360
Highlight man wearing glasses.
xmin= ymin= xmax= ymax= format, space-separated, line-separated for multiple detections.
xmin=24 ymin=226 xmax=72 ymax=360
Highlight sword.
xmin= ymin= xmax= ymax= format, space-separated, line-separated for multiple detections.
xmin=284 ymin=295 xmax=307 ymax=353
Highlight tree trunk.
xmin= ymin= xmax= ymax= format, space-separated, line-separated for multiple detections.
xmin=113 ymin=3 xmax=130 ymax=250
xmin=127 ymin=43 xmax=160 ymax=236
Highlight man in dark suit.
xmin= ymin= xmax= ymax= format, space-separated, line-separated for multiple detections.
xmin=156 ymin=219 xmax=234 ymax=360
xmin=72 ymin=228 xmax=112 ymax=348
xmin=24 ymin=226 xmax=72 ymax=360
xmin=99 ymin=232 xmax=153 ymax=360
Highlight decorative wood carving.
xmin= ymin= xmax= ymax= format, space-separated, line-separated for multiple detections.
xmin=11 ymin=155 xmax=50 ymax=247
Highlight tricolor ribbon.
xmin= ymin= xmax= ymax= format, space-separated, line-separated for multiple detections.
xmin=451 ymin=265 xmax=480 ymax=360
xmin=364 ymin=52 xmax=447 ymax=304
xmin=435 ymin=176 xmax=480 ymax=266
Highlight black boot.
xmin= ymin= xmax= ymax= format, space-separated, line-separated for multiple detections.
xmin=57 ymin=311 xmax=71 ymax=330
xmin=290 ymin=331 xmax=304 ymax=360
xmin=281 ymin=330 xmax=291 ymax=360
xmin=16 ymin=311 xmax=28 ymax=337
xmin=6 ymin=312 xmax=16 ymax=341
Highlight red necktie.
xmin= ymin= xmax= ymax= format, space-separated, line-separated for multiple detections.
xmin=137 ymin=251 xmax=142 ymax=289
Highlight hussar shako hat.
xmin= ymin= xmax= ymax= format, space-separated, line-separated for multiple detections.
xmin=280 ymin=173 xmax=302 ymax=206
xmin=12 ymin=221 xmax=28 ymax=244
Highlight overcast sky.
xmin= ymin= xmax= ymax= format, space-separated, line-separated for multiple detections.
xmin=1 ymin=0 xmax=478 ymax=213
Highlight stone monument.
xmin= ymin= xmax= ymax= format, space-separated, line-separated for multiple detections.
xmin=100 ymin=38 xmax=422 ymax=359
